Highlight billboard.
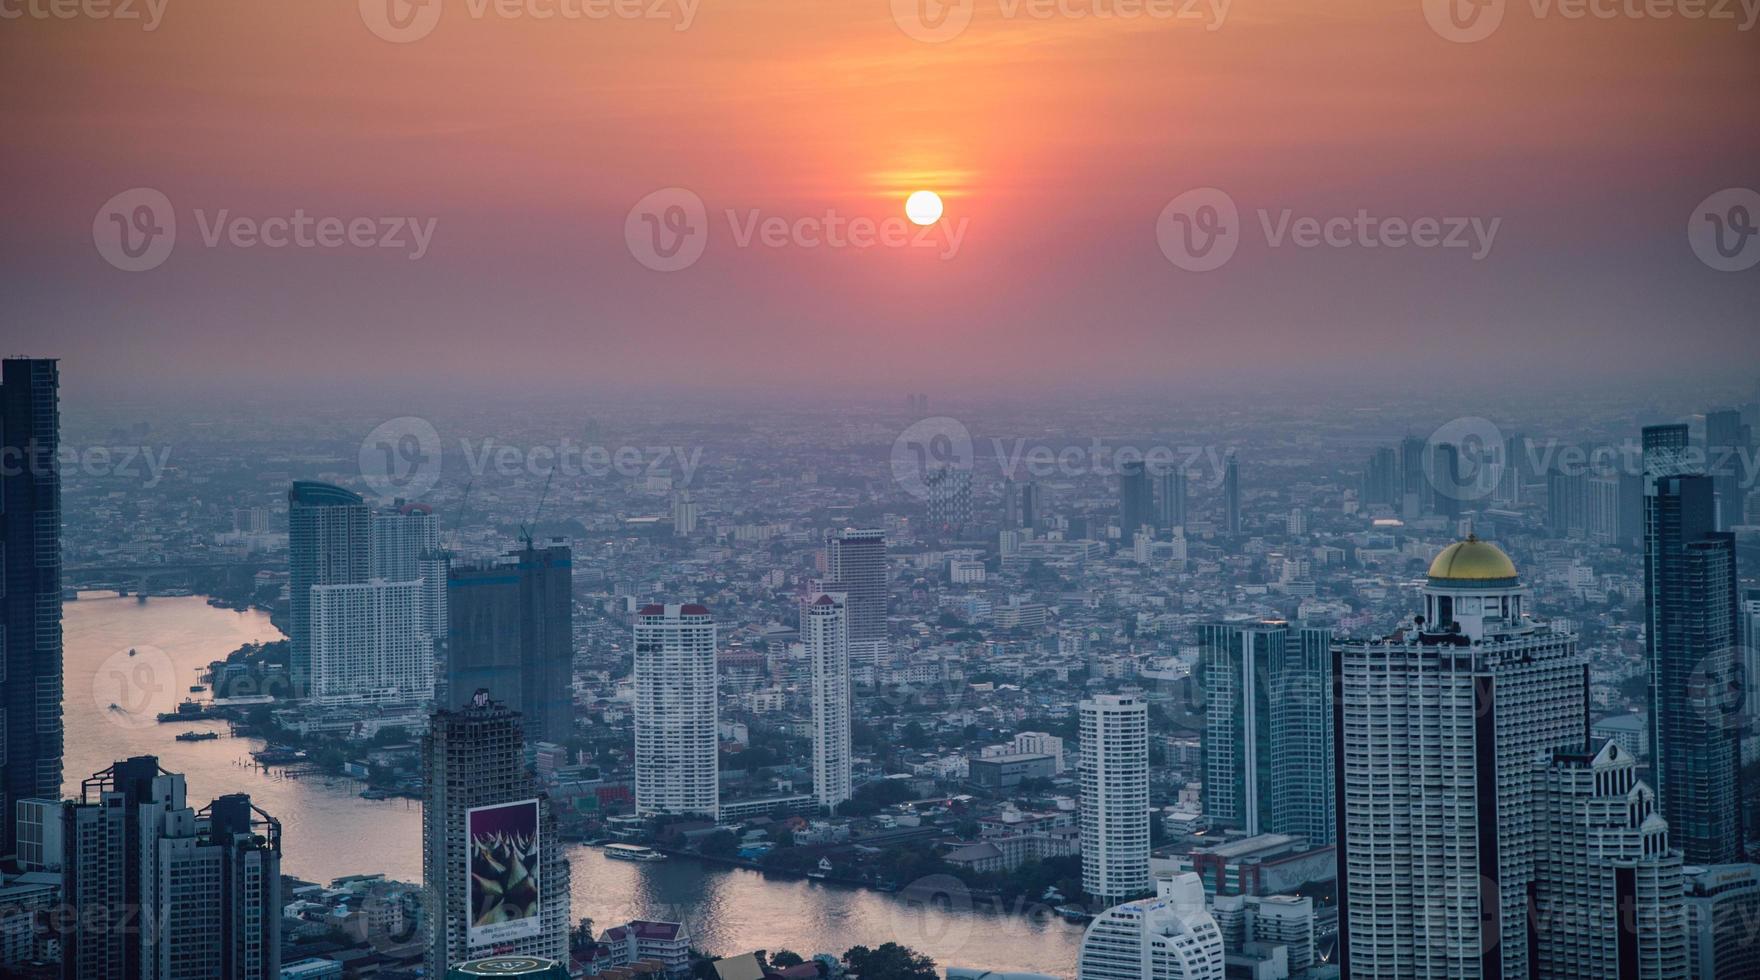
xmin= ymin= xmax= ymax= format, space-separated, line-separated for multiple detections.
xmin=466 ymin=798 xmax=543 ymax=947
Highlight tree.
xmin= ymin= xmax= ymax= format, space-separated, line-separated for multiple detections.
xmin=700 ymin=829 xmax=740 ymax=859
xmin=768 ymin=949 xmax=806 ymax=967
xmin=843 ymin=943 xmax=937 ymax=980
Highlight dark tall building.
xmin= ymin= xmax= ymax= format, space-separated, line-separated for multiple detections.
xmin=1547 ymin=467 xmax=1589 ymax=538
xmin=1222 ymin=455 xmax=1241 ymax=536
xmin=1156 ymin=464 xmax=1188 ymax=528
xmin=1705 ymin=407 xmax=1751 ymax=531
xmin=1118 ymin=460 xmax=1152 ymax=542
xmin=1430 ymin=441 xmax=1462 ymax=520
xmin=1399 ymin=435 xmax=1427 ymax=518
xmin=1643 ymin=424 xmax=1743 ymax=866
xmin=1361 ymin=446 xmax=1398 ymax=508
xmin=61 ymin=756 xmax=281 ymax=980
xmin=1004 ymin=479 xmax=1039 ymax=530
xmin=446 ymin=542 xmax=574 ymax=744
xmin=0 ymin=358 xmax=62 ymax=857
xmin=286 ymin=481 xmax=372 ymax=698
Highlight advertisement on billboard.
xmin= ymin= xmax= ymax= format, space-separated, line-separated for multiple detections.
xmin=466 ymin=798 xmax=543 ymax=947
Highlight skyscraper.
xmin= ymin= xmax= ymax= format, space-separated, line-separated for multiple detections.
xmin=633 ymin=603 xmax=719 ymax=818
xmin=1431 ymin=441 xmax=1464 ymax=519
xmin=1532 ymin=740 xmax=1688 ymax=980
xmin=824 ymin=528 xmax=888 ymax=670
xmin=1004 ymin=478 xmax=1039 ymax=530
xmin=423 ymin=692 xmax=570 ymax=974
xmin=1643 ymin=424 xmax=1743 ymax=866
xmin=1683 ymin=864 xmax=1760 ymax=980
xmin=1362 ymin=446 xmax=1398 ymax=508
xmin=1705 ymin=408 xmax=1750 ymax=531
xmin=446 ymin=542 xmax=574 ymax=743
xmin=61 ymin=757 xmax=282 ymax=980
xmin=1075 ymin=872 xmax=1225 ymax=980
xmin=287 ymin=481 xmax=373 ymax=698
xmin=1198 ymin=621 xmax=1333 ymax=844
xmin=803 ymin=592 xmax=852 ymax=812
xmin=1549 ymin=467 xmax=1589 ymax=538
xmin=1399 ymin=435 xmax=1428 ymax=519
xmin=1334 ymin=537 xmax=1587 ymax=979
xmin=1156 ymin=464 xmax=1188 ymax=529
xmin=0 ymin=357 xmax=62 ymax=857
xmin=1222 ymin=455 xmax=1241 ymax=536
xmin=1117 ymin=460 xmax=1152 ymax=543
xmin=1080 ymin=694 xmax=1150 ymax=905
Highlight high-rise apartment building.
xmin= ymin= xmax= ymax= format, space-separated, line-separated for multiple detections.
xmin=0 ymin=358 xmax=62 ymax=857
xmin=61 ymin=757 xmax=281 ymax=980
xmin=1198 ymin=621 xmax=1333 ymax=844
xmin=1683 ymin=864 xmax=1760 ymax=980
xmin=1080 ymin=694 xmax=1150 ymax=905
xmin=1549 ymin=468 xmax=1589 ymax=538
xmin=824 ymin=529 xmax=888 ymax=670
xmin=1076 ymin=872 xmax=1225 ymax=980
xmin=1705 ymin=408 xmax=1750 ymax=532
xmin=803 ymin=592 xmax=852 ymax=812
xmin=632 ymin=604 xmax=719 ymax=818
xmin=287 ymin=481 xmax=374 ymax=698
xmin=1004 ymin=478 xmax=1039 ymax=530
xmin=1334 ymin=537 xmax=1587 ymax=979
xmin=925 ymin=466 xmax=973 ymax=535
xmin=309 ymin=578 xmax=435 ymax=705
xmin=1532 ymin=740 xmax=1688 ymax=980
xmin=1362 ymin=447 xmax=1398 ymax=508
xmin=446 ymin=542 xmax=574 ymax=743
xmin=423 ymin=692 xmax=570 ymax=974
xmin=1642 ymin=424 xmax=1743 ymax=866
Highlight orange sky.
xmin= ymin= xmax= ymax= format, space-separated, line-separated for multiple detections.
xmin=3 ymin=0 xmax=1756 ymax=395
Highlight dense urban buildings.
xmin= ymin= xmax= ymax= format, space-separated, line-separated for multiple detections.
xmin=422 ymin=692 xmax=570 ymax=973
xmin=1642 ymin=424 xmax=1744 ymax=866
xmin=1079 ymin=694 xmax=1150 ymax=906
xmin=59 ymin=756 xmax=282 ymax=980
xmin=632 ymin=603 xmax=720 ymax=818
xmin=0 ymin=358 xmax=62 ymax=858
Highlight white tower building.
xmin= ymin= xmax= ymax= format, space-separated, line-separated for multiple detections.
xmin=1335 ymin=536 xmax=1588 ymax=979
xmin=309 ymin=578 xmax=434 ymax=705
xmin=1533 ymin=740 xmax=1688 ymax=979
xmin=803 ymin=592 xmax=853 ymax=812
xmin=633 ymin=603 xmax=719 ymax=818
xmin=1080 ymin=694 xmax=1150 ymax=905
xmin=1076 ymin=871 xmax=1225 ymax=980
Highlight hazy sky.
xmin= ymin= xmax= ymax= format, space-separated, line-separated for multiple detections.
xmin=3 ymin=0 xmax=1756 ymax=399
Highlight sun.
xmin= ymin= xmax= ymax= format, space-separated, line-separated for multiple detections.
xmin=905 ymin=190 xmax=944 ymax=226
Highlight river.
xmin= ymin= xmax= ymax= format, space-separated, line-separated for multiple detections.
xmin=61 ymin=593 xmax=1084 ymax=975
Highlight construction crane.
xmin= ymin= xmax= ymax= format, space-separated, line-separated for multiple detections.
xmin=519 ymin=468 xmax=554 ymax=549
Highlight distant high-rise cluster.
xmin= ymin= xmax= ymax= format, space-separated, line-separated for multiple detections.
xmin=288 ymin=484 xmax=442 ymax=705
xmin=633 ymin=603 xmax=720 ymax=818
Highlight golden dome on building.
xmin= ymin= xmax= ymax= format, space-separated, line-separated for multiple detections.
xmin=1427 ymin=534 xmax=1518 ymax=582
